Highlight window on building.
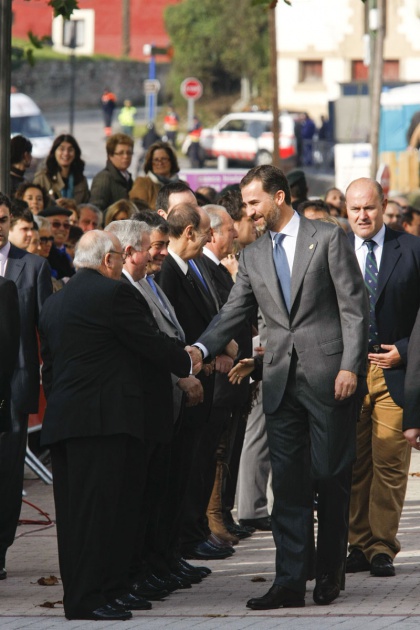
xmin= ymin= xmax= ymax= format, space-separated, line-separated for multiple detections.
xmin=299 ymin=61 xmax=323 ymax=83
xmin=352 ymin=60 xmax=399 ymax=82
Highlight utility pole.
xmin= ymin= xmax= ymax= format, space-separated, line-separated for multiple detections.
xmin=368 ymin=0 xmax=385 ymax=178
xmin=0 ymin=0 xmax=12 ymax=196
xmin=122 ymin=0 xmax=130 ymax=57
xmin=269 ymin=1 xmax=280 ymax=168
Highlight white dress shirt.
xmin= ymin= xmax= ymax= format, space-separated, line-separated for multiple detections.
xmin=0 ymin=242 xmax=11 ymax=277
xmin=269 ymin=210 xmax=300 ymax=273
xmin=354 ymin=224 xmax=386 ymax=274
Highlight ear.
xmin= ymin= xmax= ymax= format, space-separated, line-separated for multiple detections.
xmin=185 ymin=225 xmax=194 ymax=239
xmin=104 ymin=252 xmax=112 ymax=268
xmin=157 ymin=209 xmax=167 ymax=219
xmin=274 ymin=189 xmax=285 ymax=206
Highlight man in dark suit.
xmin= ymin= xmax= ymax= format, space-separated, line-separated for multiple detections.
xmin=0 ymin=278 xmax=20 ymax=436
xmin=345 ymin=178 xmax=420 ymax=578
xmin=403 ymin=307 xmax=420 ymax=448
xmin=189 ymin=165 xmax=369 ymax=608
xmin=39 ymin=229 xmax=194 ymax=621
xmin=157 ymin=203 xmax=237 ymax=561
xmin=0 ymin=193 xmax=52 ymax=579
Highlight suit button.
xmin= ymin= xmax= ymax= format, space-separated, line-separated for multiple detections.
xmin=290 ymin=328 xmax=295 ymax=333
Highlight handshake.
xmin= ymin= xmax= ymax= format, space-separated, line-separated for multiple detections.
xmin=185 ymin=339 xmax=239 ymax=376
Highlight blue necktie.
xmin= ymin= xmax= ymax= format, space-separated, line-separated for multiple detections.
xmin=273 ymin=233 xmax=291 ymax=312
xmin=364 ymin=239 xmax=379 ymax=350
xmin=188 ymin=259 xmax=210 ymax=294
xmin=146 ymin=275 xmax=169 ymax=313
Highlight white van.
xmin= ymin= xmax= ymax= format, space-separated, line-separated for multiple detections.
xmin=10 ymin=92 xmax=54 ymax=166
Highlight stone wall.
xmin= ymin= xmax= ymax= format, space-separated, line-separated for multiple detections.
xmin=11 ymin=58 xmax=170 ymax=111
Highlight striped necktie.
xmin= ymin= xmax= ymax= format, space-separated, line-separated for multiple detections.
xmin=364 ymin=239 xmax=379 ymax=350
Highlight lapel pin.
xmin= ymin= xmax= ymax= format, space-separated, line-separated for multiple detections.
xmin=309 ymin=244 xmax=314 ymax=250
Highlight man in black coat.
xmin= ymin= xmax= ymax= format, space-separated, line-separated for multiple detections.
xmin=403 ymin=307 xmax=420 ymax=448
xmin=39 ymin=229 xmax=194 ymax=621
xmin=0 ymin=193 xmax=52 ymax=579
xmin=0 ymin=277 xmax=20 ymax=435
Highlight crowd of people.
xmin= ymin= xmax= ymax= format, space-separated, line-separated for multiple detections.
xmin=1 ymin=130 xmax=420 ymax=621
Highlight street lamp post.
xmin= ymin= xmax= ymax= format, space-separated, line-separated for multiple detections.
xmin=0 ymin=0 xmax=12 ymax=195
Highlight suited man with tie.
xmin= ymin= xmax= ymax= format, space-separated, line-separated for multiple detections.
xmin=190 ymin=165 xmax=369 ymax=608
xmin=0 ymin=193 xmax=52 ymax=579
xmin=345 ymin=178 xmax=420 ymax=578
xmin=105 ymin=218 xmax=205 ymax=591
xmin=0 ymin=277 xmax=20 ymax=436
xmin=157 ymin=203 xmax=237 ymax=561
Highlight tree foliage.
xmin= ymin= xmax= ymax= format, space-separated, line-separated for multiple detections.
xmin=23 ymin=0 xmax=79 ymax=20
xmin=164 ymin=0 xmax=269 ymax=99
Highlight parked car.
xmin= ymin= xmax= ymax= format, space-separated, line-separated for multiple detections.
xmin=10 ymin=92 xmax=54 ymax=168
xmin=196 ymin=111 xmax=298 ymax=167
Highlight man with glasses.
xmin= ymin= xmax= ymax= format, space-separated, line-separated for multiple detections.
xmin=90 ymin=133 xmax=134 ymax=211
xmin=38 ymin=205 xmax=75 ymax=279
xmin=39 ymin=229 xmax=196 ymax=620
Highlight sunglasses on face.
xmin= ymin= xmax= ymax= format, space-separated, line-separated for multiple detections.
xmin=51 ymin=221 xmax=71 ymax=230
xmin=39 ymin=236 xmax=54 ymax=244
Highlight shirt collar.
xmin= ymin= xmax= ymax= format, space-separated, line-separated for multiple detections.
xmin=270 ymin=210 xmax=300 ymax=240
xmin=354 ymin=223 xmax=386 ymax=251
xmin=168 ymin=247 xmax=189 ymax=274
xmin=203 ymin=247 xmax=220 ymax=265
xmin=0 ymin=242 xmax=11 ymax=260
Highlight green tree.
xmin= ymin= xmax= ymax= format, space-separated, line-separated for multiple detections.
xmin=164 ymin=0 xmax=269 ymax=99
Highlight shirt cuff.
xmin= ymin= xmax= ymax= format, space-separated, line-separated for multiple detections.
xmin=193 ymin=342 xmax=209 ymax=359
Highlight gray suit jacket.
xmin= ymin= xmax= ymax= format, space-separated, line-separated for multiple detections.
xmin=138 ymin=276 xmax=185 ymax=420
xmin=5 ymin=244 xmax=53 ymax=413
xmin=198 ymin=216 xmax=369 ymax=414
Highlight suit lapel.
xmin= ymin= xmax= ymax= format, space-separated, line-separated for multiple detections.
xmin=290 ymin=217 xmax=318 ymax=311
xmin=376 ymin=228 xmax=401 ymax=301
xmin=4 ymin=245 xmax=25 ymax=284
xmin=141 ymin=278 xmax=185 ymax=342
xmin=167 ymin=254 xmax=213 ymax=322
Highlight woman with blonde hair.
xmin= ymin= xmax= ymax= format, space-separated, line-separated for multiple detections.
xmin=104 ymin=199 xmax=137 ymax=226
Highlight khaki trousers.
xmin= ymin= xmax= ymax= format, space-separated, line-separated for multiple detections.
xmin=349 ymin=363 xmax=411 ymax=560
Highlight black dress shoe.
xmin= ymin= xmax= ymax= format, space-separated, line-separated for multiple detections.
xmin=247 ymin=584 xmax=305 ymax=610
xmin=227 ymin=522 xmax=253 ymax=537
xmin=346 ymin=548 xmax=371 ymax=573
xmin=240 ymin=516 xmax=272 ymax=531
xmin=172 ymin=566 xmax=202 ymax=584
xmin=180 ymin=559 xmax=211 ymax=577
xmin=207 ymin=534 xmax=235 ymax=552
xmin=113 ymin=592 xmax=152 ymax=611
xmin=370 ymin=553 xmax=395 ymax=577
xmin=66 ymin=603 xmax=132 ymax=620
xmin=313 ymin=568 xmax=343 ymax=605
xmin=184 ymin=541 xmax=232 ymax=560
xmin=0 ymin=568 xmax=6 ymax=580
xmin=132 ymin=579 xmax=170 ymax=600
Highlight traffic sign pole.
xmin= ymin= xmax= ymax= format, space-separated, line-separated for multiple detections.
xmin=180 ymin=77 xmax=203 ymax=130
xmin=148 ymin=49 xmax=156 ymax=122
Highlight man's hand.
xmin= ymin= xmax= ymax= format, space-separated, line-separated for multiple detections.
xmin=224 ymin=339 xmax=238 ymax=360
xmin=228 ymin=358 xmax=255 ymax=385
xmin=185 ymin=346 xmax=202 ymax=375
xmin=368 ymin=345 xmax=402 ymax=369
xmin=215 ymin=354 xmax=234 ymax=374
xmin=202 ymin=359 xmax=215 ymax=377
xmin=334 ymin=370 xmax=357 ymax=401
xmin=177 ymin=376 xmax=204 ymax=407
xmin=403 ymin=428 xmax=420 ymax=450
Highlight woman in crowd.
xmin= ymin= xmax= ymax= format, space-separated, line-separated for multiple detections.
xmin=34 ymin=134 xmax=90 ymax=205
xmin=104 ymin=199 xmax=136 ymax=227
xmin=15 ymin=182 xmax=49 ymax=216
xmin=129 ymin=141 xmax=180 ymax=209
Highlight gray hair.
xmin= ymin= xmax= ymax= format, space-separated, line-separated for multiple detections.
xmin=78 ymin=203 xmax=103 ymax=226
xmin=34 ymin=216 xmax=50 ymax=230
xmin=74 ymin=230 xmax=116 ymax=269
xmin=202 ymin=204 xmax=229 ymax=232
xmin=105 ymin=219 xmax=151 ymax=249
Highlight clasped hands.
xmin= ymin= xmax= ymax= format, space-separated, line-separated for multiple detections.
xmin=185 ymin=339 xmax=239 ymax=376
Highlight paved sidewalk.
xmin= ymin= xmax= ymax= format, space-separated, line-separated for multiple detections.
xmin=1 ymin=452 xmax=420 ymax=629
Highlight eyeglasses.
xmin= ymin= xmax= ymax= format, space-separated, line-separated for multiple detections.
xmin=113 ymin=151 xmax=133 ymax=157
xmin=109 ymin=249 xmax=128 ymax=261
xmin=152 ymin=157 xmax=170 ymax=164
xmin=39 ymin=236 xmax=54 ymax=244
xmin=51 ymin=221 xmax=71 ymax=230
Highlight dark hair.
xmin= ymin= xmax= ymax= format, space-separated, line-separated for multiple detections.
xmin=130 ymin=198 xmax=153 ymax=212
xmin=15 ymin=181 xmax=49 ymax=209
xmin=196 ymin=186 xmax=218 ymax=204
xmin=132 ymin=209 xmax=169 ymax=233
xmin=217 ymin=188 xmax=245 ymax=221
xmin=45 ymin=134 xmax=85 ymax=182
xmin=167 ymin=203 xmax=200 ymax=238
xmin=67 ymin=225 xmax=84 ymax=243
xmin=297 ymin=199 xmax=330 ymax=215
xmin=10 ymin=200 xmax=34 ymax=227
xmin=143 ymin=141 xmax=179 ymax=176
xmin=155 ymin=181 xmax=195 ymax=212
xmin=0 ymin=193 xmax=12 ymax=211
xmin=10 ymin=135 xmax=32 ymax=163
xmin=402 ymin=205 xmax=420 ymax=225
xmin=240 ymin=165 xmax=291 ymax=205
xmin=195 ymin=191 xmax=211 ymax=207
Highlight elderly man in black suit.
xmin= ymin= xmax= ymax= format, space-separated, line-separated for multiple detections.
xmin=0 ymin=278 xmax=20 ymax=437
xmin=346 ymin=178 xmax=420 ymax=578
xmin=39 ymin=229 xmax=196 ymax=621
xmin=0 ymin=193 xmax=52 ymax=580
